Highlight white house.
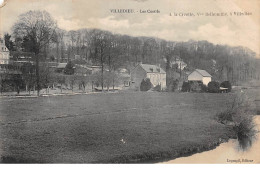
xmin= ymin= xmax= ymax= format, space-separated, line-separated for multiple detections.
xmin=188 ymin=69 xmax=212 ymax=86
xmin=130 ymin=64 xmax=166 ymax=90
xmin=170 ymin=58 xmax=187 ymax=70
xmin=0 ymin=37 xmax=10 ymax=64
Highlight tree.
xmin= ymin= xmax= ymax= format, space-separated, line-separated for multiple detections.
xmin=208 ymin=81 xmax=220 ymax=93
xmin=90 ymin=30 xmax=111 ymax=91
xmin=167 ymin=78 xmax=179 ymax=92
xmin=64 ymin=61 xmax=75 ymax=75
xmin=56 ymin=75 xmax=66 ymax=93
xmin=11 ymin=74 xmax=23 ymax=94
xmin=220 ymin=81 xmax=232 ymax=92
xmin=181 ymin=82 xmax=190 ymax=92
xmin=21 ymin=62 xmax=36 ymax=94
xmin=140 ymin=78 xmax=152 ymax=91
xmin=68 ymin=75 xmax=78 ymax=92
xmin=4 ymin=33 xmax=15 ymax=51
xmin=190 ymin=81 xmax=201 ymax=92
xmin=12 ymin=10 xmax=57 ymax=96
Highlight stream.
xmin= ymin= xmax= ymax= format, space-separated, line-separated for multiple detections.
xmin=162 ymin=116 xmax=260 ymax=164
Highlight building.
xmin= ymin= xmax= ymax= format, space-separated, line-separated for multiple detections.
xmin=130 ymin=64 xmax=166 ymax=90
xmin=0 ymin=37 xmax=10 ymax=64
xmin=55 ymin=63 xmax=67 ymax=73
xmin=117 ymin=68 xmax=131 ymax=87
xmin=188 ymin=69 xmax=212 ymax=86
xmin=170 ymin=58 xmax=187 ymax=70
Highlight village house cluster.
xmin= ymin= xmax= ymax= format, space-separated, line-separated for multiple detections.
xmin=0 ymin=36 xmax=219 ymax=94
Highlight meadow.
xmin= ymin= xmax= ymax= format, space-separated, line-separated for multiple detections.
xmin=0 ymin=92 xmax=237 ymax=163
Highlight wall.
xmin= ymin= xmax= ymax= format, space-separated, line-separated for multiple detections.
xmin=147 ymin=72 xmax=166 ymax=90
xmin=202 ymin=77 xmax=211 ymax=86
xmin=160 ymin=73 xmax=167 ymax=89
xmin=130 ymin=65 xmax=147 ymax=90
xmin=0 ymin=52 xmax=10 ymax=64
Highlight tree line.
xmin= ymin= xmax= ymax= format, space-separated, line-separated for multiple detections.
xmin=2 ymin=10 xmax=260 ymax=95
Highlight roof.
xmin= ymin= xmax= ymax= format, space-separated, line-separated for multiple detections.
xmin=57 ymin=63 xmax=67 ymax=69
xmin=195 ymin=69 xmax=212 ymax=77
xmin=139 ymin=64 xmax=166 ymax=74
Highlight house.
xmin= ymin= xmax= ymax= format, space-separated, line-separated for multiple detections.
xmin=130 ymin=64 xmax=166 ymax=90
xmin=170 ymin=58 xmax=187 ymax=70
xmin=0 ymin=37 xmax=10 ymax=64
xmin=117 ymin=68 xmax=131 ymax=87
xmin=56 ymin=63 xmax=67 ymax=73
xmin=188 ymin=69 xmax=212 ymax=86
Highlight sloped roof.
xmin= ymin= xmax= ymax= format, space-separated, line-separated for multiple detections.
xmin=57 ymin=63 xmax=67 ymax=69
xmin=140 ymin=64 xmax=166 ymax=74
xmin=195 ymin=69 xmax=212 ymax=77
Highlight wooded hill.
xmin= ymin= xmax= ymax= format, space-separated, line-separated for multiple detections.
xmin=6 ymin=27 xmax=260 ymax=85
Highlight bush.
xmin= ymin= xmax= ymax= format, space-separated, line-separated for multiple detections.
xmin=190 ymin=81 xmax=201 ymax=92
xmin=200 ymin=84 xmax=208 ymax=92
xmin=167 ymin=79 xmax=179 ymax=92
xmin=216 ymin=93 xmax=257 ymax=150
xmin=181 ymin=82 xmax=190 ymax=92
xmin=208 ymin=81 xmax=220 ymax=93
xmin=64 ymin=61 xmax=75 ymax=75
xmin=220 ymin=81 xmax=232 ymax=92
xmin=153 ymin=84 xmax=161 ymax=92
xmin=140 ymin=78 xmax=152 ymax=91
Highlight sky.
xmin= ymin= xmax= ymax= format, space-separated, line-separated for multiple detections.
xmin=0 ymin=0 xmax=259 ymax=55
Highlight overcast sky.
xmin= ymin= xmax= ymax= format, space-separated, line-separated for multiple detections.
xmin=0 ymin=0 xmax=259 ymax=55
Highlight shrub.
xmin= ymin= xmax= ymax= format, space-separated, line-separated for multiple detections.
xmin=220 ymin=81 xmax=232 ymax=92
xmin=190 ymin=81 xmax=201 ymax=92
xmin=208 ymin=81 xmax=220 ymax=93
xmin=200 ymin=84 xmax=208 ymax=92
xmin=167 ymin=79 xmax=179 ymax=92
xmin=64 ymin=61 xmax=75 ymax=75
xmin=140 ymin=78 xmax=152 ymax=91
xmin=153 ymin=84 xmax=161 ymax=92
xmin=181 ymin=82 xmax=190 ymax=92
xmin=216 ymin=93 xmax=257 ymax=150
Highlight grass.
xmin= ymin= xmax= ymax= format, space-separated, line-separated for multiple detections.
xmin=0 ymin=92 xmax=236 ymax=163
xmin=216 ymin=88 xmax=260 ymax=151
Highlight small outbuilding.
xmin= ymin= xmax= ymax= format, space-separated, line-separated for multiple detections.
xmin=188 ymin=69 xmax=212 ymax=86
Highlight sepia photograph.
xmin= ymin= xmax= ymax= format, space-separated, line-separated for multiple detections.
xmin=0 ymin=0 xmax=259 ymax=165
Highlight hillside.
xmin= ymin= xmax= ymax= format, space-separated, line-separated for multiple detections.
xmin=6 ymin=27 xmax=260 ymax=85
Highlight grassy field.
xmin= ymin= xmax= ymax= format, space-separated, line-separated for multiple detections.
xmin=0 ymin=92 xmax=237 ymax=163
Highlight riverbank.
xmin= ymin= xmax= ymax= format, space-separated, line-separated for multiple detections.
xmin=161 ymin=116 xmax=260 ymax=164
xmin=160 ymin=87 xmax=260 ymax=164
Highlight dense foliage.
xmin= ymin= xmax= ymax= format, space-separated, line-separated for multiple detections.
xmin=220 ymin=81 xmax=232 ymax=92
xmin=153 ymin=84 xmax=161 ymax=92
xmin=64 ymin=61 xmax=75 ymax=75
xmin=181 ymin=82 xmax=190 ymax=92
xmin=167 ymin=78 xmax=179 ymax=92
xmin=140 ymin=78 xmax=152 ymax=91
xmin=208 ymin=81 xmax=220 ymax=93
xmin=190 ymin=81 xmax=201 ymax=92
xmin=2 ymin=10 xmax=260 ymax=94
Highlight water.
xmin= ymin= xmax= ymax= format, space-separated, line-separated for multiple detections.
xmin=162 ymin=116 xmax=260 ymax=164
